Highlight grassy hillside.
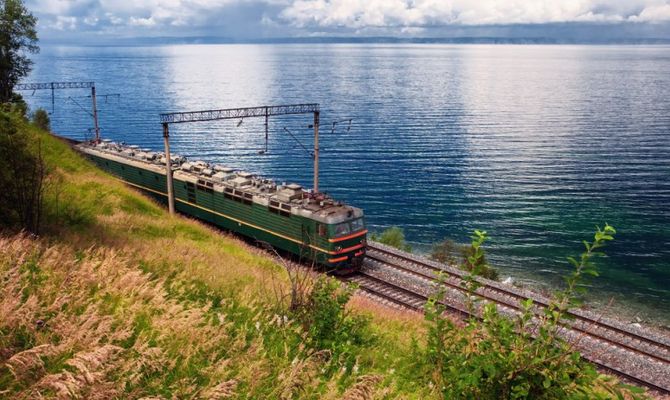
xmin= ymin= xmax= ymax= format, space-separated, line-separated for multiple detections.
xmin=0 ymin=116 xmax=646 ymax=399
xmin=0 ymin=120 xmax=428 ymax=399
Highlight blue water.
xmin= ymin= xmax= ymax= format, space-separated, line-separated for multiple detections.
xmin=26 ymin=44 xmax=670 ymax=323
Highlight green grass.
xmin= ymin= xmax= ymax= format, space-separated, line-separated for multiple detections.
xmin=0 ymin=123 xmax=434 ymax=399
xmin=0 ymin=118 xmax=646 ymax=399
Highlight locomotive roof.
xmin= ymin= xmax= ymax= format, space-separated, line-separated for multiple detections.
xmin=77 ymin=141 xmax=364 ymax=225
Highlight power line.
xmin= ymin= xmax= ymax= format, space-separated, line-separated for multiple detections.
xmin=15 ymin=81 xmax=101 ymax=142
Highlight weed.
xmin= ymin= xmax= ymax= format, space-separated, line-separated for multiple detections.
xmin=423 ymin=225 xmax=646 ymax=399
xmin=371 ymin=227 xmax=412 ymax=252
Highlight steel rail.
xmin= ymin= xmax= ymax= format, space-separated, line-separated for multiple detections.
xmin=367 ymin=243 xmax=670 ymax=357
xmin=349 ymin=266 xmax=670 ymax=395
xmin=362 ymin=243 xmax=670 ymax=395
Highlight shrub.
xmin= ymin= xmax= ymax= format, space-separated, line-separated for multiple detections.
xmin=0 ymin=93 xmax=29 ymax=117
xmin=423 ymin=225 xmax=644 ymax=399
xmin=461 ymin=230 xmax=499 ymax=281
xmin=295 ymin=276 xmax=371 ymax=360
xmin=432 ymin=232 xmax=499 ymax=280
xmin=0 ymin=111 xmax=47 ymax=234
xmin=430 ymin=238 xmax=463 ymax=265
xmin=32 ymin=108 xmax=50 ymax=131
xmin=270 ymin=252 xmax=372 ymax=366
xmin=371 ymin=226 xmax=412 ymax=252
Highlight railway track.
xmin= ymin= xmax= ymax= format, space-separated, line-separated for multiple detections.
xmin=348 ymin=241 xmax=670 ymax=395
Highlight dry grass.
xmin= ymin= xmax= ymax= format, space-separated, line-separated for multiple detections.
xmin=0 ymin=131 xmax=437 ymax=399
xmin=342 ymin=374 xmax=384 ymax=400
xmin=0 ymin=233 xmax=260 ymax=398
xmin=201 ymin=379 xmax=238 ymax=399
xmin=0 ymin=229 xmax=426 ymax=398
xmin=5 ymin=344 xmax=57 ymax=381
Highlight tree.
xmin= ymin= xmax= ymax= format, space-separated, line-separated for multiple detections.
xmin=0 ymin=111 xmax=47 ymax=234
xmin=0 ymin=0 xmax=38 ymax=103
xmin=32 ymin=107 xmax=48 ymax=130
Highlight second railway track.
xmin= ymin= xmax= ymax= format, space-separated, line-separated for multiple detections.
xmin=348 ymin=241 xmax=670 ymax=395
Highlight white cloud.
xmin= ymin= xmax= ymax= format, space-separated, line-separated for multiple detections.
xmin=629 ymin=4 xmax=670 ymax=21
xmin=280 ymin=0 xmax=670 ymax=27
xmin=30 ymin=0 xmax=242 ymax=33
xmin=52 ymin=15 xmax=78 ymax=30
xmin=129 ymin=16 xmax=156 ymax=26
xmin=26 ymin=0 xmax=670 ymax=40
xmin=83 ymin=16 xmax=99 ymax=25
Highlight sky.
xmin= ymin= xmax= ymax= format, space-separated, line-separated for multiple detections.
xmin=29 ymin=0 xmax=670 ymax=43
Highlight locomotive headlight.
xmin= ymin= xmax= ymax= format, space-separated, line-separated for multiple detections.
xmin=335 ymin=246 xmax=342 ymax=252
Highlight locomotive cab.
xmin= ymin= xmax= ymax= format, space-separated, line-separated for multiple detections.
xmin=319 ymin=212 xmax=367 ymax=272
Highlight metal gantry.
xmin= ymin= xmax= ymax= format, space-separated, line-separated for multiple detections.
xmin=159 ymin=104 xmax=321 ymax=215
xmin=15 ymin=82 xmax=94 ymax=91
xmin=159 ymin=103 xmax=319 ymax=124
xmin=15 ymin=81 xmax=100 ymax=142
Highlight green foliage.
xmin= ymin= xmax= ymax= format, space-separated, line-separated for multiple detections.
xmin=371 ymin=226 xmax=412 ymax=252
xmin=431 ymin=232 xmax=499 ymax=281
xmin=0 ymin=0 xmax=39 ymax=103
xmin=464 ymin=230 xmax=499 ymax=281
xmin=0 ymin=110 xmax=47 ymax=233
xmin=0 ymin=92 xmax=27 ymax=116
xmin=0 ymin=121 xmax=645 ymax=398
xmin=423 ymin=225 xmax=644 ymax=399
xmin=430 ymin=238 xmax=463 ymax=265
xmin=294 ymin=276 xmax=371 ymax=361
xmin=0 ymin=129 xmax=436 ymax=399
xmin=32 ymin=107 xmax=49 ymax=131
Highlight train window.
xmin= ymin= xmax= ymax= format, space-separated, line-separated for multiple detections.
xmin=269 ymin=205 xmax=290 ymax=217
xmin=334 ymin=222 xmax=351 ymax=237
xmin=350 ymin=218 xmax=365 ymax=231
xmin=197 ymin=184 xmax=214 ymax=194
xmin=318 ymin=224 xmax=327 ymax=237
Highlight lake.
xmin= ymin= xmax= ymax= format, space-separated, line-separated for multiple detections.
xmin=25 ymin=44 xmax=670 ymax=324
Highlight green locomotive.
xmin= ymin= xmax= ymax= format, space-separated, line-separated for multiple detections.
xmin=77 ymin=140 xmax=367 ymax=271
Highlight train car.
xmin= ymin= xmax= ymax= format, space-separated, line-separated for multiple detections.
xmin=76 ymin=140 xmax=367 ymax=271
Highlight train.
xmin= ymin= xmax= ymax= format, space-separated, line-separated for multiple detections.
xmin=76 ymin=140 xmax=367 ymax=272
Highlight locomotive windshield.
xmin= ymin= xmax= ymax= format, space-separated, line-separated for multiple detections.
xmin=333 ymin=218 xmax=365 ymax=237
xmin=350 ymin=218 xmax=365 ymax=232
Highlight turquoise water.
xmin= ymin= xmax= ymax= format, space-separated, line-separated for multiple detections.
xmin=26 ymin=44 xmax=670 ymax=322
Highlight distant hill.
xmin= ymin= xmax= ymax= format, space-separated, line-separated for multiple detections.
xmin=43 ymin=35 xmax=670 ymax=47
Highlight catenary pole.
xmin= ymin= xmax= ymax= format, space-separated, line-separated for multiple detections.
xmin=91 ymin=85 xmax=101 ymax=142
xmin=313 ymin=111 xmax=319 ymax=193
xmin=162 ymin=122 xmax=175 ymax=215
